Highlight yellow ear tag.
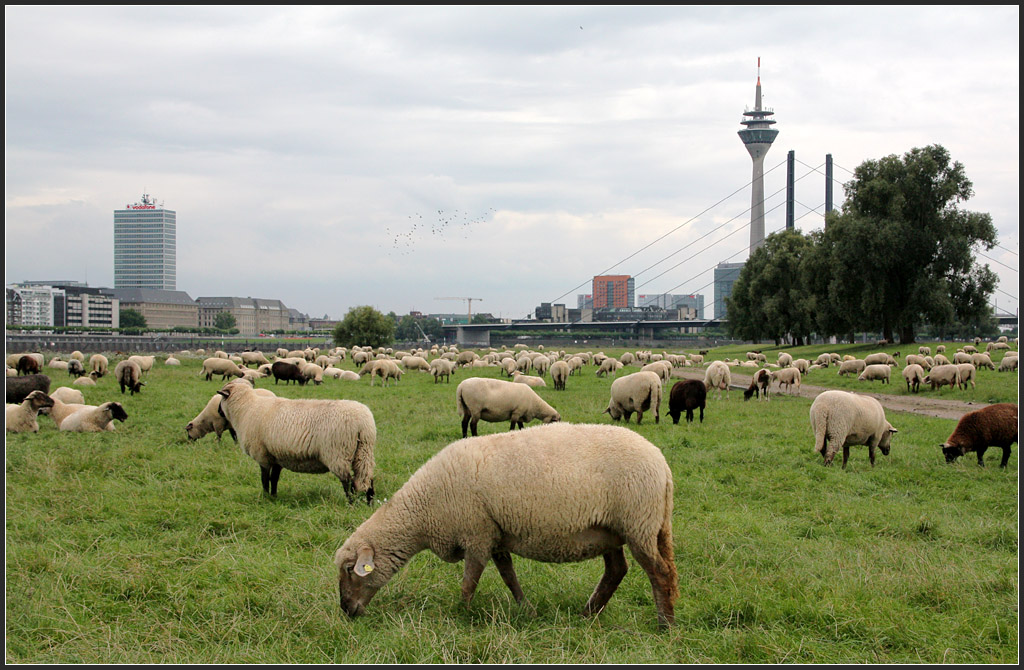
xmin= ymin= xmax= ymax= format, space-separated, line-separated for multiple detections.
xmin=362 ymin=564 xmax=373 ymax=573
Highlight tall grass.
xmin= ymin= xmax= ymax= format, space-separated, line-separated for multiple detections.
xmin=5 ymin=346 xmax=1018 ymax=663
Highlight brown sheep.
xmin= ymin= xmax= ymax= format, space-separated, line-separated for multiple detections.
xmin=941 ymin=403 xmax=1018 ymax=468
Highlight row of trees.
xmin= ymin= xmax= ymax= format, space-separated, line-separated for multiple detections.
xmin=726 ymin=145 xmax=1000 ymax=345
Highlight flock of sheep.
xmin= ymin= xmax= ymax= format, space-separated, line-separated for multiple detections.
xmin=5 ymin=337 xmax=1019 ymax=629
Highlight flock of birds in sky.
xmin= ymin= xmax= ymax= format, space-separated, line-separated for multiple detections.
xmin=385 ymin=208 xmax=497 ymax=256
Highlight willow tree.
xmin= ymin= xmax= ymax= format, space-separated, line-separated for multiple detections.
xmin=824 ymin=145 xmax=997 ymax=343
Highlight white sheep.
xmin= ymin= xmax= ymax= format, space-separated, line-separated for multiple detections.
xmin=864 ymin=352 xmax=897 ymax=367
xmin=777 ymin=352 xmax=793 ymax=368
xmin=73 ymin=371 xmax=100 ymax=387
xmin=955 ymin=363 xmax=977 ymax=390
xmin=923 ymin=364 xmax=961 ymax=391
xmin=128 ymin=355 xmax=155 ymax=374
xmin=186 ymin=388 xmax=275 ymax=442
xmin=998 ymin=354 xmax=1018 ymax=372
xmin=605 ymin=371 xmax=662 ymax=425
xmin=809 ymin=390 xmax=897 ymax=468
xmin=216 ymin=381 xmax=376 ymax=500
xmin=770 ymin=367 xmax=801 ymax=394
xmin=333 ymin=423 xmax=678 ymax=628
xmin=165 ymin=356 xmax=181 ymax=366
xmin=49 ymin=386 xmax=84 ymax=405
xmin=456 ymin=377 xmax=561 ymax=437
xmin=59 ymin=401 xmax=129 ymax=433
xmin=6 ymin=390 xmax=55 ymax=432
xmin=837 ymin=359 xmax=866 ymax=376
xmin=904 ymin=354 xmax=931 ymax=370
xmin=970 ymin=353 xmax=995 ymax=371
xmin=902 ymin=364 xmax=926 ymax=393
xmin=200 ymin=357 xmax=246 ymax=381
xmin=703 ymin=360 xmax=732 ymax=400
xmin=401 ymin=355 xmax=430 ymax=372
xmin=550 ymin=360 xmax=569 ymax=391
xmin=429 ymin=358 xmax=456 ymax=384
xmin=512 ymin=371 xmax=547 ymax=388
xmin=858 ymin=364 xmax=892 ymax=384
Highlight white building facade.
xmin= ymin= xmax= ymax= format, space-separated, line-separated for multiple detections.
xmin=114 ymin=193 xmax=176 ymax=290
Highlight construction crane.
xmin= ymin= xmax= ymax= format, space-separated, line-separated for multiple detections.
xmin=436 ymin=297 xmax=484 ymax=324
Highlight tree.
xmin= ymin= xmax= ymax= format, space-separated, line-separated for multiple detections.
xmin=824 ymin=145 xmax=997 ymax=343
xmin=120 ymin=308 xmax=147 ymax=329
xmin=213 ymin=311 xmax=236 ymax=331
xmin=726 ymin=230 xmax=816 ymax=345
xmin=332 ymin=306 xmax=395 ymax=348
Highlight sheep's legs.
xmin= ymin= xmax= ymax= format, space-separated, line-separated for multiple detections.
xmin=492 ymin=551 xmax=525 ymax=603
xmin=583 ymin=548 xmax=628 ymax=618
xmin=841 ymin=445 xmax=850 ymax=469
xmin=259 ymin=464 xmax=283 ymax=495
xmin=999 ymin=446 xmax=1010 ymax=468
xmin=629 ymin=546 xmax=677 ymax=630
xmin=461 ymin=556 xmax=487 ymax=604
xmin=461 ymin=415 xmax=471 ymax=438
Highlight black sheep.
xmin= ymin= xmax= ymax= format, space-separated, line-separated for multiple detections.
xmin=271 ymin=360 xmax=307 ymax=385
xmin=6 ymin=374 xmax=51 ymax=404
xmin=668 ymin=379 xmax=706 ymax=424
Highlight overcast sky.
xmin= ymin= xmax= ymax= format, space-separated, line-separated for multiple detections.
xmin=5 ymin=6 xmax=1019 ymax=321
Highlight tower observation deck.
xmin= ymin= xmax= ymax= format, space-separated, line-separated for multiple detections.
xmin=738 ymin=58 xmax=778 ymax=254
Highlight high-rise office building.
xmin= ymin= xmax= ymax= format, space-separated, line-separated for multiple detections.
xmin=713 ymin=262 xmax=746 ymax=320
xmin=592 ymin=275 xmax=634 ymax=309
xmin=114 ymin=193 xmax=176 ymax=290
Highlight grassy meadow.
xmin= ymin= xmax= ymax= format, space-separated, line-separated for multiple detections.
xmin=5 ymin=343 xmax=1019 ymax=663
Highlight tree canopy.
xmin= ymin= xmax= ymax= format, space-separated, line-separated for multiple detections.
xmin=119 ymin=308 xmax=147 ymax=329
xmin=332 ymin=306 xmax=395 ymax=348
xmin=726 ymin=145 xmax=998 ymax=344
xmin=213 ymin=311 xmax=236 ymax=331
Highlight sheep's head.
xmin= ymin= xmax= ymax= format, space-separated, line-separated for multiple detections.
xmin=26 ymin=390 xmax=55 ymax=412
xmin=334 ymin=541 xmax=393 ymax=618
xmin=105 ymin=402 xmax=129 ymax=423
xmin=941 ymin=442 xmax=965 ymax=463
xmin=878 ymin=423 xmax=898 ymax=455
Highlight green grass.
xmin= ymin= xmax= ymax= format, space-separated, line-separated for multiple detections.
xmin=5 ymin=348 xmax=1019 ymax=663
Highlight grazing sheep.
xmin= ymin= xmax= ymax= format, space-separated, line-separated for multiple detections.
xmin=743 ymin=368 xmax=771 ymax=401
xmin=954 ymin=363 xmax=977 ymax=390
xmin=73 ymin=371 xmax=100 ymax=387
xmin=456 ymin=377 xmax=561 ymax=438
xmin=813 ymin=353 xmax=831 ymax=368
xmin=240 ymin=351 xmax=271 ymax=367
xmin=642 ymin=361 xmax=672 ymax=384
xmin=998 ymin=354 xmax=1018 ymax=372
xmin=596 ymin=357 xmax=623 ymax=378
xmin=923 ymin=364 xmax=961 ymax=391
xmin=300 ymin=362 xmax=326 ymax=386
xmin=216 ymin=381 xmax=376 ymax=500
xmin=918 ymin=346 xmax=932 ymax=356
xmin=770 ymin=367 xmax=802 ymax=394
xmin=904 ymin=354 xmax=931 ymax=370
xmin=550 ymin=360 xmax=569 ymax=391
xmin=200 ymin=357 xmax=246 ymax=382
xmin=67 ymin=359 xmax=86 ymax=378
xmin=809 ymin=390 xmax=898 ymax=469
xmin=16 ymin=355 xmax=40 ymax=376
xmin=902 ymin=364 xmax=926 ymax=393
xmin=941 ymin=403 xmax=1018 ymax=468
xmin=777 ymin=352 xmax=793 ymax=368
xmin=429 ymin=358 xmax=456 ymax=384
xmin=703 ymin=361 xmax=732 ymax=401
xmin=334 ymin=423 xmax=678 ymax=629
xmin=605 ymin=371 xmax=662 ymax=425
xmin=933 ymin=353 xmax=951 ymax=366
xmin=6 ymin=390 xmax=55 ymax=433
xmin=186 ymin=388 xmax=276 ymax=442
xmin=59 ymin=401 xmax=129 ymax=432
xmin=952 ymin=351 xmax=973 ymax=365
xmin=864 ymin=353 xmax=897 ymax=367
xmin=457 ymin=351 xmax=480 ymax=367
xmin=128 ymin=355 xmax=156 ymax=374
xmin=89 ymin=354 xmax=109 ymax=377
xmin=793 ymin=358 xmax=811 ymax=374
xmin=367 ymin=359 xmax=403 ymax=387
xmin=837 ymin=359 xmax=866 ymax=377
xmin=669 ymin=379 xmax=707 ymax=423
xmin=512 ymin=371 xmax=547 ymax=388
xmin=970 ymin=353 xmax=995 ymax=371
xmin=857 ymin=364 xmax=891 ymax=384
xmin=936 ymin=345 xmax=946 ymax=354
xmin=114 ymin=359 xmax=144 ymax=395
xmin=271 ymin=360 xmax=307 ymax=385
xmin=6 ymin=374 xmax=52 ymax=405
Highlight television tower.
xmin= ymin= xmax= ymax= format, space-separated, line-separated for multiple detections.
xmin=738 ymin=58 xmax=779 ymax=254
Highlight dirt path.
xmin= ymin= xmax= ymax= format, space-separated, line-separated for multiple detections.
xmin=670 ymin=368 xmax=985 ymax=421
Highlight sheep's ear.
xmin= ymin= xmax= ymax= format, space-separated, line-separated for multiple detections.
xmin=354 ymin=547 xmax=375 ymax=576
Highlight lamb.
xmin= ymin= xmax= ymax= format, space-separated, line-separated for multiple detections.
xmin=743 ymin=368 xmax=771 ymax=401
xmin=809 ymin=390 xmax=898 ymax=468
xmin=703 ymin=360 xmax=732 ymax=400
xmin=770 ymin=367 xmax=802 ymax=394
xmin=67 ymin=359 xmax=86 ymax=378
xmin=429 ymin=358 xmax=456 ymax=384
xmin=837 ymin=359 xmax=866 ymax=376
xmin=200 ymin=357 xmax=246 ymax=382
xmin=605 ymin=371 xmax=662 ymax=425
xmin=512 ymin=371 xmax=547 ymax=388
xmin=89 ymin=354 xmax=109 ymax=377
xmin=6 ymin=374 xmax=51 ymax=404
xmin=902 ymin=364 xmax=926 ymax=393
xmin=59 ymin=401 xmax=129 ymax=432
xmin=216 ymin=380 xmax=376 ymax=500
xmin=857 ymin=364 xmax=891 ymax=384
xmin=6 ymin=390 xmax=55 ymax=433
xmin=923 ymin=364 xmax=961 ymax=391
xmin=669 ymin=379 xmax=707 ymax=423
xmin=333 ymin=423 xmax=678 ymax=629
xmin=955 ymin=363 xmax=977 ymax=390
xmin=550 ymin=360 xmax=569 ymax=391
xmin=114 ymin=359 xmax=144 ymax=395
xmin=941 ymin=403 xmax=1018 ymax=468
xmin=456 ymin=377 xmax=561 ymax=437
